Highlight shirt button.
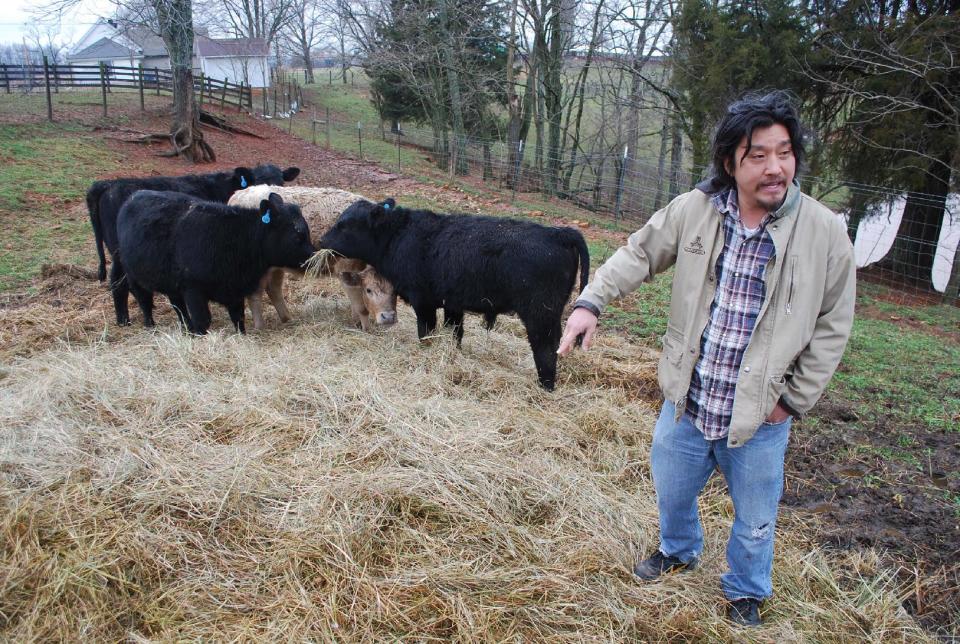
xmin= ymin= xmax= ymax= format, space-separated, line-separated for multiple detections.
xmin=744 ymin=366 xmax=751 ymax=372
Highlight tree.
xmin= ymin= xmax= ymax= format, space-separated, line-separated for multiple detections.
xmin=671 ymin=0 xmax=809 ymax=181
xmin=805 ymin=3 xmax=960 ymax=291
xmin=283 ymin=0 xmax=324 ymax=82
xmin=155 ymin=0 xmax=216 ymax=161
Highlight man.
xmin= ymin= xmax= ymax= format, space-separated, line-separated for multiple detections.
xmin=557 ymin=91 xmax=856 ymax=627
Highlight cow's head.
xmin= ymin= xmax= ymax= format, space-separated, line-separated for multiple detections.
xmin=258 ymin=192 xmax=316 ymax=269
xmin=358 ymin=265 xmax=397 ymax=326
xmin=318 ymin=198 xmax=398 ymax=265
xmin=253 ymin=164 xmax=301 ymax=186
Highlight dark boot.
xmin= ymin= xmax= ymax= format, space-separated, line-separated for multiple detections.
xmin=633 ymin=550 xmax=698 ymax=581
xmin=727 ymin=598 xmax=762 ymax=626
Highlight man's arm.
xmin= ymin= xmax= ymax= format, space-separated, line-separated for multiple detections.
xmin=780 ymin=217 xmax=857 ymax=416
xmin=558 ymin=192 xmax=689 ymax=355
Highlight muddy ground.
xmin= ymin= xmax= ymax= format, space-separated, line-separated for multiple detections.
xmin=1 ymin=99 xmax=957 ymax=638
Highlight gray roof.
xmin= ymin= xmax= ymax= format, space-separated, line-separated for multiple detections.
xmin=124 ymin=27 xmax=167 ymax=57
xmin=196 ymin=36 xmax=269 ymax=58
xmin=69 ymin=37 xmax=135 ymax=61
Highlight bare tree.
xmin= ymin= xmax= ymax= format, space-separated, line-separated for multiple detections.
xmin=283 ymin=0 xmax=323 ymax=81
xmin=197 ymin=0 xmax=297 ymax=45
xmin=155 ymin=0 xmax=215 ymax=161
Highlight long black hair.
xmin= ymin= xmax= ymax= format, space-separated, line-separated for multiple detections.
xmin=708 ymin=90 xmax=807 ymax=190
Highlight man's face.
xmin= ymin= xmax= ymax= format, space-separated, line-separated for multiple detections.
xmin=726 ymin=123 xmax=796 ymax=214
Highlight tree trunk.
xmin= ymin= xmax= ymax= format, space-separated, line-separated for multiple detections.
xmin=542 ymin=0 xmax=564 ymax=196
xmin=877 ymin=154 xmax=950 ymax=290
xmin=668 ymin=113 xmax=683 ymax=200
xmin=154 ymin=0 xmax=214 ymax=162
xmin=655 ymin=109 xmax=670 ymax=210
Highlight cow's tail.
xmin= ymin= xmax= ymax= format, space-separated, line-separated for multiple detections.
xmin=86 ymin=181 xmax=109 ymax=281
xmin=569 ymin=228 xmax=590 ymax=294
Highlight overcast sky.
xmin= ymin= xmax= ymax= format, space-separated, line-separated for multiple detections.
xmin=0 ymin=0 xmax=114 ymax=48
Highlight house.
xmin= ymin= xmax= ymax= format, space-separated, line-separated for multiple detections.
xmin=67 ymin=18 xmax=270 ymax=88
xmin=195 ymin=36 xmax=269 ymax=90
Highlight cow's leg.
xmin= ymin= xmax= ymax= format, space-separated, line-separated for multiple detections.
xmin=443 ymin=308 xmax=465 ymax=346
xmin=339 ymin=272 xmax=370 ymax=331
xmin=128 ymin=280 xmax=155 ymax=328
xmin=109 ymin=258 xmax=131 ymax=326
xmin=183 ymin=290 xmax=212 ymax=335
xmin=168 ymin=293 xmax=191 ymax=330
xmin=483 ymin=311 xmax=498 ymax=330
xmin=226 ymin=299 xmax=246 ymax=334
xmin=523 ymin=315 xmax=562 ymax=391
xmin=413 ymin=304 xmax=438 ymax=340
xmin=265 ymin=269 xmax=291 ymax=323
xmin=248 ymin=289 xmax=266 ymax=331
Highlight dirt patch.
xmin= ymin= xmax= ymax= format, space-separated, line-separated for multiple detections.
xmin=783 ymin=395 xmax=960 ymax=636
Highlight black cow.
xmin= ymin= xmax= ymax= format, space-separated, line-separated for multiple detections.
xmin=87 ymin=164 xmax=300 ymax=325
xmin=116 ymin=190 xmax=315 ymax=334
xmin=318 ymin=198 xmax=590 ymax=390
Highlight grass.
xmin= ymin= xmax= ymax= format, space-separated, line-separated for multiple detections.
xmin=0 ymin=122 xmax=119 ymax=291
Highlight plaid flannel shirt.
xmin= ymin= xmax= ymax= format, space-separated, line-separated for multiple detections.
xmin=686 ymin=189 xmax=777 ymax=439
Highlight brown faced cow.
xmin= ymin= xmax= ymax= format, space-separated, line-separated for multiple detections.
xmin=228 ymin=186 xmax=398 ymax=331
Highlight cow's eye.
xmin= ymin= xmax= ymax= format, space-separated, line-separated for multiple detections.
xmin=365 ymin=288 xmax=372 ymax=294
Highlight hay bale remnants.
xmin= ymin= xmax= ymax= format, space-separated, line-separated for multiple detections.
xmin=0 ymin=292 xmax=927 ymax=640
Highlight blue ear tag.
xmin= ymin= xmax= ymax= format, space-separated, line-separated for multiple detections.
xmin=261 ymin=209 xmax=271 ymax=224
xmin=383 ymin=202 xmax=391 ymax=211
xmin=240 ymin=175 xmax=248 ymax=188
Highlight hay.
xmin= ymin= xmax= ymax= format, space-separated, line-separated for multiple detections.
xmin=0 ymin=290 xmax=931 ymax=640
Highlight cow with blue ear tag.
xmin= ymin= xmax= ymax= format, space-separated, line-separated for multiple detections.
xmin=116 ymin=190 xmax=315 ymax=334
xmin=86 ymin=162 xmax=301 ymax=327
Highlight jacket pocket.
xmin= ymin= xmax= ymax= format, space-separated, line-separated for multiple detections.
xmin=762 ymin=373 xmax=788 ymax=421
xmin=658 ymin=327 xmax=686 ymax=398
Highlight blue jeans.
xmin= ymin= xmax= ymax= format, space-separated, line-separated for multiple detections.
xmin=650 ymin=400 xmax=791 ymax=600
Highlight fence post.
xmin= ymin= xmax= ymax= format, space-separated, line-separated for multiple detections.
xmin=288 ymin=105 xmax=293 ymax=133
xmin=138 ymin=64 xmax=144 ymax=111
xmin=43 ymin=56 xmax=53 ymax=122
xmin=397 ymin=128 xmax=401 ymax=172
xmin=328 ymin=68 xmax=332 ymax=86
xmin=198 ymin=73 xmax=205 ymax=107
xmin=247 ymin=82 xmax=253 ymax=112
xmin=512 ymin=139 xmax=524 ymax=202
xmin=155 ymin=67 xmax=160 ymax=95
xmin=272 ymin=85 xmax=277 ymax=116
xmin=220 ymin=77 xmax=228 ymax=110
xmin=99 ymin=63 xmax=108 ymax=118
xmin=2 ymin=64 xmax=8 ymax=94
xmin=52 ymin=61 xmax=59 ymax=94
xmin=311 ymin=107 xmax=317 ymax=144
xmin=325 ymin=107 xmax=330 ymax=148
xmin=357 ymin=120 xmax=362 ymax=160
xmin=237 ymin=81 xmax=244 ymax=112
xmin=614 ymin=145 xmax=628 ymax=222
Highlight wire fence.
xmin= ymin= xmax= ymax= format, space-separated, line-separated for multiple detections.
xmin=297 ymin=105 xmax=959 ymax=305
xmin=1 ymin=64 xmax=956 ymax=305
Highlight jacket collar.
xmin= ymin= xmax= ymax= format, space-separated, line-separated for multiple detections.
xmin=696 ymin=178 xmax=801 ymax=221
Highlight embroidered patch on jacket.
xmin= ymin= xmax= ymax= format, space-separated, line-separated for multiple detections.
xmin=683 ymin=235 xmax=705 ymax=255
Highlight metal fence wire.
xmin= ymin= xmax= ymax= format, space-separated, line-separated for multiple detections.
xmin=306 ymin=109 xmax=959 ymax=305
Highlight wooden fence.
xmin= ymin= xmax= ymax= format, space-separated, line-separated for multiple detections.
xmin=0 ymin=58 xmax=254 ymax=119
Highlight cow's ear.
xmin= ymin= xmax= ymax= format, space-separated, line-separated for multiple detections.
xmin=267 ymin=192 xmax=285 ymax=211
xmin=369 ymin=198 xmax=397 ymax=226
xmin=233 ymin=167 xmax=254 ymax=189
xmin=258 ymin=199 xmax=273 ymax=223
xmin=340 ymin=271 xmax=361 ymax=286
xmin=282 ymin=166 xmax=300 ymax=182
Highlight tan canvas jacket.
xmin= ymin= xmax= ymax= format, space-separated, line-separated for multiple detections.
xmin=577 ymin=181 xmax=856 ymax=447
